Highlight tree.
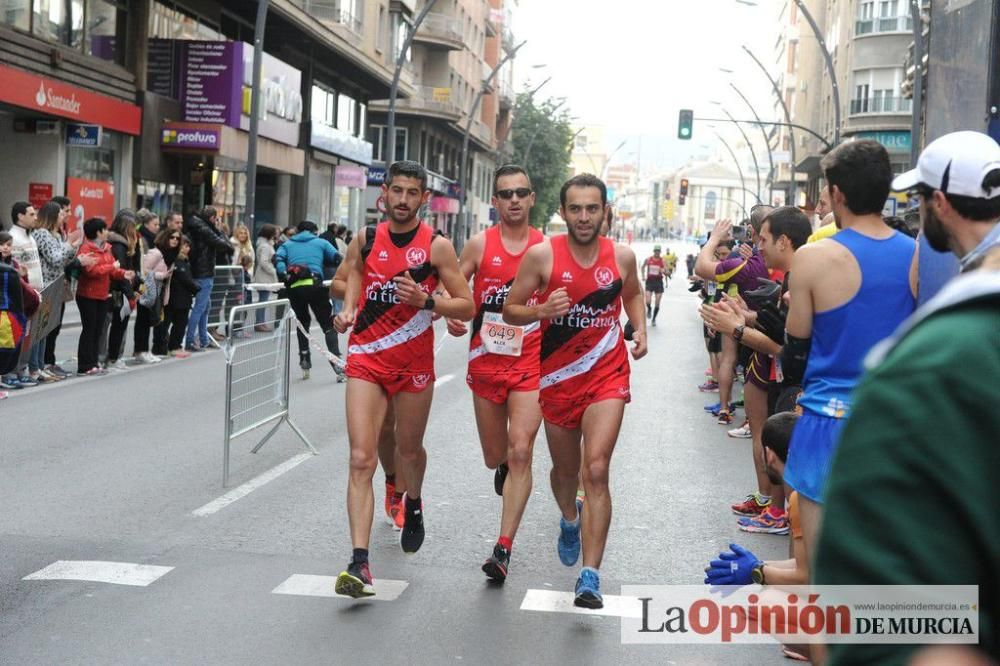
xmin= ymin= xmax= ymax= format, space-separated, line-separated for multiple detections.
xmin=509 ymin=93 xmax=573 ymax=230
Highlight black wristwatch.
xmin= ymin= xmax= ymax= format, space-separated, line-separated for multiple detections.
xmin=751 ymin=563 xmax=766 ymax=585
xmin=422 ymin=295 xmax=435 ymax=311
xmin=733 ymin=324 xmax=746 ymax=342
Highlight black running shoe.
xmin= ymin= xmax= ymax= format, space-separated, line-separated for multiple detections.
xmin=400 ymin=494 xmax=425 ymax=553
xmin=493 ymin=462 xmax=509 ymax=496
xmin=299 ymin=351 xmax=311 ymax=371
xmin=335 ymin=560 xmax=375 ymax=598
xmin=481 ymin=544 xmax=511 ymax=582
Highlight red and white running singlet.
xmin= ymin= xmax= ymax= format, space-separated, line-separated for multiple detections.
xmin=645 ymin=256 xmax=665 ymax=281
xmin=538 ymin=235 xmax=629 ymax=402
xmin=347 ymin=221 xmax=439 ymax=377
xmin=468 ymin=225 xmax=545 ymax=376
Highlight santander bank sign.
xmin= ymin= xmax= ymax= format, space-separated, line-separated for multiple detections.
xmin=0 ymin=63 xmax=141 ymax=135
xmin=35 ymin=81 xmax=82 ymax=115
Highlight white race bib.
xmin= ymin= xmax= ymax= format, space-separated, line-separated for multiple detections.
xmin=481 ymin=312 xmax=524 ymax=357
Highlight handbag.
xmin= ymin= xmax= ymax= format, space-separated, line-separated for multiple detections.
xmin=138 ymin=269 xmax=159 ymax=308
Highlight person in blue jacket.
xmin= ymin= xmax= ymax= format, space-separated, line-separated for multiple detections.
xmin=275 ymin=220 xmax=343 ymax=379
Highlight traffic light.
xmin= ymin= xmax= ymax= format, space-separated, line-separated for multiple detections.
xmin=679 ymin=178 xmax=689 ymax=196
xmin=677 ymin=109 xmax=694 ymax=140
xmin=678 ymin=194 xmax=686 ymax=206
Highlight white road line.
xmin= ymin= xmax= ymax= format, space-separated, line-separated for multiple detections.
xmin=272 ymin=574 xmax=408 ymax=601
xmin=434 ymin=373 xmax=455 ymax=388
xmin=23 ymin=561 xmax=174 ymax=587
xmin=192 ymin=453 xmax=313 ymax=517
xmin=520 ymin=589 xmax=645 ymax=619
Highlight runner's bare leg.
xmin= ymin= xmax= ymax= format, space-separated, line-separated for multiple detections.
xmin=346 ymin=378 xmax=390 ymax=548
xmin=578 ymin=399 xmax=625 ymax=568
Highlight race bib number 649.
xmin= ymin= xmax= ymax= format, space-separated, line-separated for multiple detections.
xmin=481 ymin=312 xmax=524 ymax=356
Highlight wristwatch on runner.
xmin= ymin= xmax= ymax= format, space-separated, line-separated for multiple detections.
xmin=751 ymin=562 xmax=765 ymax=585
xmin=423 ymin=296 xmax=436 ymax=311
xmin=733 ymin=325 xmax=745 ymax=342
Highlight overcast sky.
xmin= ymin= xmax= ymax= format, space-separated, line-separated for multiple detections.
xmin=511 ymin=0 xmax=780 ymax=174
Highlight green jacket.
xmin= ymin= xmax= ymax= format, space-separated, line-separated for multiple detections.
xmin=814 ymin=271 xmax=1000 ymax=665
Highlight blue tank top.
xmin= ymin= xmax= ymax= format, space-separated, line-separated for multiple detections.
xmin=798 ymin=228 xmax=916 ymax=418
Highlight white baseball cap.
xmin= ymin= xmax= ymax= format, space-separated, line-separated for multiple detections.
xmin=891 ymin=131 xmax=1000 ymax=199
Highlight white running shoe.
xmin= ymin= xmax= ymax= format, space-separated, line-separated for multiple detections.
xmin=109 ymin=359 xmax=129 ymax=371
xmin=142 ymin=352 xmax=161 ymax=364
xmin=727 ymin=422 xmax=752 ymax=439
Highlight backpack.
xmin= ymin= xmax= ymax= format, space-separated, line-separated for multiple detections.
xmin=138 ymin=268 xmax=159 ymax=308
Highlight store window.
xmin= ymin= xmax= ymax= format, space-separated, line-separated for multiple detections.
xmin=32 ymin=0 xmax=84 ymax=48
xmin=368 ymin=125 xmax=407 ymax=162
xmin=86 ymin=0 xmax=126 ymax=64
xmin=337 ymin=93 xmax=356 ymax=135
xmin=149 ymin=1 xmax=222 ymax=40
xmin=307 ymin=161 xmax=333 ymax=224
xmin=211 ymin=169 xmax=247 ymax=230
xmin=1 ymin=0 xmax=31 ymax=30
xmin=66 ymin=131 xmax=116 ymax=182
xmin=312 ymin=84 xmax=336 ymax=127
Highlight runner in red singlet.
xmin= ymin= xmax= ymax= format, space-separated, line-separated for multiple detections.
xmin=641 ymin=246 xmax=666 ymax=326
xmin=331 ymin=160 xmax=474 ymax=598
xmin=446 ymin=165 xmax=544 ymax=582
xmin=504 ymin=173 xmax=647 ymax=609
xmin=332 ymin=259 xmax=406 ymax=531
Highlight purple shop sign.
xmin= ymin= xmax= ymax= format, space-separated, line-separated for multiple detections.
xmin=335 ymin=165 xmax=367 ymax=189
xmin=181 ymin=41 xmax=243 ymax=127
xmin=161 ymin=123 xmax=222 ymax=151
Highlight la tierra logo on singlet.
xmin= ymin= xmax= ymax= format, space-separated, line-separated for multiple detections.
xmin=406 ymin=247 xmax=427 ymax=267
xmin=594 ymin=266 xmax=614 ymax=288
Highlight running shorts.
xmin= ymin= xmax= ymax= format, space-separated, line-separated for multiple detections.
xmin=466 ymin=370 xmax=539 ymax=404
xmin=540 ymin=381 xmax=631 ymax=430
xmin=783 ymin=411 xmax=847 ymax=504
xmin=345 ymin=364 xmax=434 ymax=397
xmin=645 ymin=278 xmax=664 ymax=294
xmin=743 ymin=350 xmax=771 ymax=391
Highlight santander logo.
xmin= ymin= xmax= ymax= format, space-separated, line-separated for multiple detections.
xmin=35 ymin=82 xmax=81 ymax=116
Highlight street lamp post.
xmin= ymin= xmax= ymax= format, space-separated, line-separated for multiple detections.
xmin=793 ymin=0 xmax=842 ymax=145
xmin=494 ymin=76 xmax=552 ymax=160
xmin=909 ymin=0 xmax=925 ymax=167
xmin=729 ymin=82 xmax=775 ymax=200
xmin=601 ymin=139 xmax=628 ymax=180
xmin=716 ymin=104 xmax=762 ymax=203
xmin=742 ymin=45 xmax=797 ymax=205
xmin=386 ymin=0 xmax=439 ymax=167
xmin=519 ymin=97 xmax=565 ymax=164
xmin=714 ymin=131 xmax=752 ymax=213
xmin=243 ymin=0 xmax=269 ymax=234
xmin=456 ymin=40 xmax=526 ymax=250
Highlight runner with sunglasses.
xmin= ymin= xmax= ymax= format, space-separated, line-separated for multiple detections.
xmin=447 ymin=165 xmax=545 ymax=582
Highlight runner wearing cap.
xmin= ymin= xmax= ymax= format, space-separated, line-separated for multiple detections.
xmin=641 ymin=245 xmax=666 ymax=325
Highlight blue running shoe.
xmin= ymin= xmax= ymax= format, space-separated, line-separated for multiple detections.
xmin=703 ymin=401 xmax=721 ymax=413
xmin=557 ymin=499 xmax=582 ymax=566
xmin=574 ymin=568 xmax=603 ymax=609
xmin=709 ymin=402 xmax=736 ymax=417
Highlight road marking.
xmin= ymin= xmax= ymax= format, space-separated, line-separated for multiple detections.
xmin=23 ymin=561 xmax=174 ymax=587
xmin=520 ymin=589 xmax=644 ymax=618
xmin=192 ymin=453 xmax=313 ymax=517
xmin=434 ymin=374 xmax=455 ymax=388
xmin=272 ymin=574 xmax=408 ymax=601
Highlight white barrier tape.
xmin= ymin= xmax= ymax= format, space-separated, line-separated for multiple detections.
xmin=291 ymin=316 xmax=347 ymax=369
xmin=244 ymin=279 xmax=334 ymax=293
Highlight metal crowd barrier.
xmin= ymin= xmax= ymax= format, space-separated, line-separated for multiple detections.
xmin=208 ymin=265 xmax=245 ymax=331
xmin=221 ymin=298 xmax=317 ymax=487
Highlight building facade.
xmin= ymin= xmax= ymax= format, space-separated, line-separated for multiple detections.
xmin=1 ymin=0 xmax=515 ymax=237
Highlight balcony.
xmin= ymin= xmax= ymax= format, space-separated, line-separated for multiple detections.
xmin=413 ymin=12 xmax=465 ymax=50
xmin=467 ymin=118 xmax=493 ymax=147
xmin=370 ymin=85 xmax=462 ymax=121
xmin=498 ymin=76 xmax=515 ymax=109
xmin=850 ymin=96 xmax=913 ymax=115
xmin=855 ymin=15 xmax=913 ymax=36
xmin=296 ymin=0 xmax=364 ymax=43
xmin=481 ymin=61 xmax=495 ymax=92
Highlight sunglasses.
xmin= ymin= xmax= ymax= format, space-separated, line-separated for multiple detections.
xmin=495 ymin=188 xmax=533 ymax=200
xmin=169 ymin=235 xmax=181 ymax=240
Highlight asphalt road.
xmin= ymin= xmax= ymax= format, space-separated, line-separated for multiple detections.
xmin=1 ymin=242 xmax=790 ymax=665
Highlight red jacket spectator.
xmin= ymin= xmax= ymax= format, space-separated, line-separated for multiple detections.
xmin=76 ymin=239 xmax=126 ymax=300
